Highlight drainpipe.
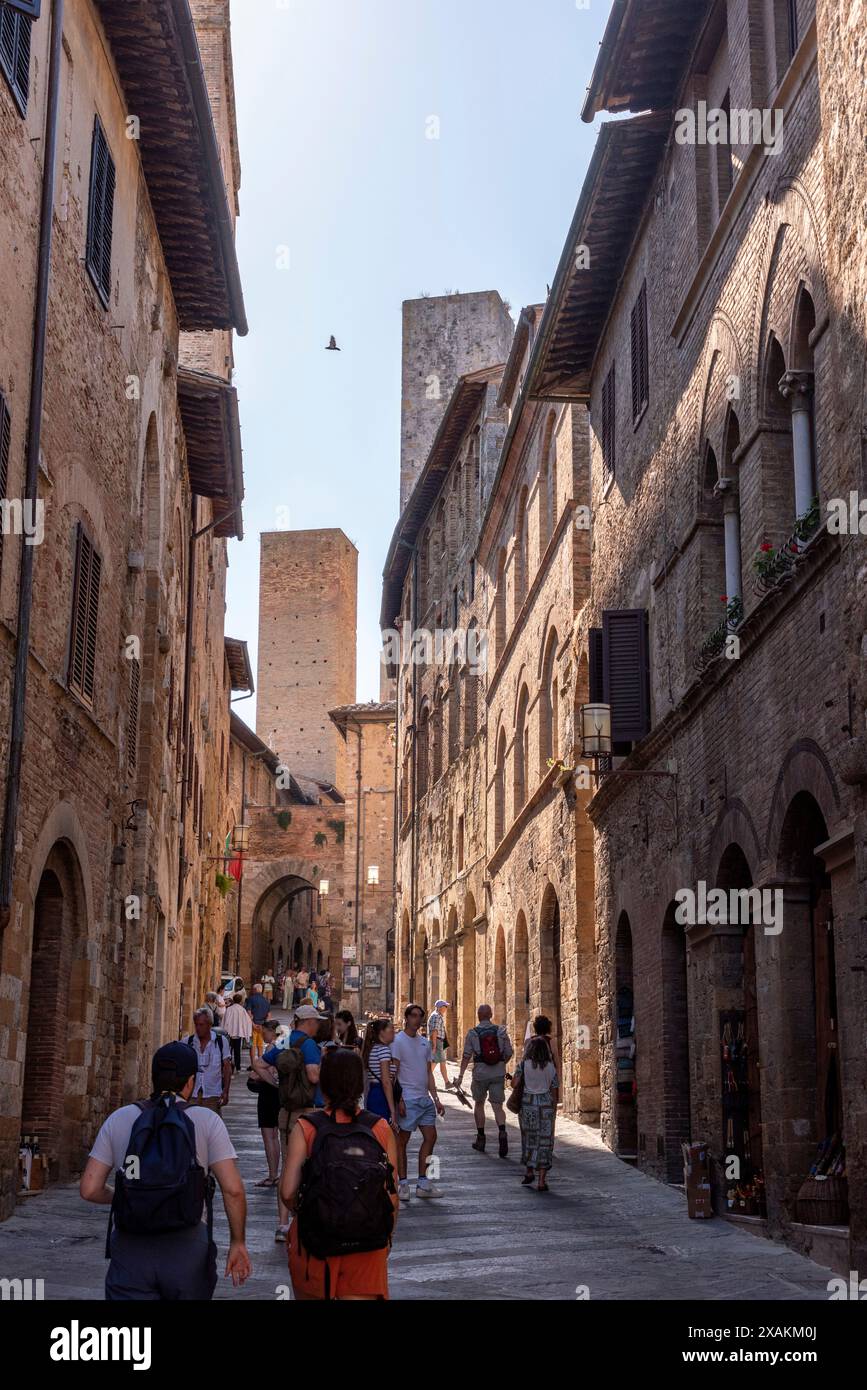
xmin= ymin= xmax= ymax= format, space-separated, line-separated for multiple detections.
xmin=352 ymin=719 xmax=363 ymax=1015
xmin=0 ymin=0 xmax=65 ymax=932
xmin=409 ymin=547 xmax=419 ymax=1001
xmin=389 ymin=700 xmax=398 ymax=1014
xmin=177 ymin=495 xmax=198 ymax=912
xmin=234 ymin=747 xmax=246 ymax=976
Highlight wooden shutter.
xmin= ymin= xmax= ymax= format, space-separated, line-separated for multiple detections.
xmin=787 ymin=0 xmax=799 ymax=58
xmin=69 ymin=524 xmax=101 ymax=704
xmin=86 ymin=116 xmax=116 ymax=307
xmin=631 ymin=282 xmax=649 ymax=422
xmin=589 ymin=627 xmax=604 ymax=702
xmin=602 ymin=609 xmax=650 ymax=744
xmin=126 ymin=658 xmax=141 ymax=775
xmin=0 ymin=8 xmax=32 ymax=115
xmin=0 ymin=393 xmax=10 ymax=576
xmin=601 ymin=363 xmax=616 ymax=483
xmin=4 ymin=3 xmax=41 ymax=17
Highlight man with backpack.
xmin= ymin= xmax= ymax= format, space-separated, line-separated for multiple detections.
xmin=455 ymin=1004 xmax=514 ymax=1158
xmin=253 ymin=1004 xmax=322 ymax=1243
xmin=79 ymin=1041 xmax=252 ymax=1300
xmin=187 ymin=1006 xmax=232 ymax=1111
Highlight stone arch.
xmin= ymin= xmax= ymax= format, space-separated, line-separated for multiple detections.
xmin=708 ymin=796 xmax=763 ymax=880
xmin=538 ymin=883 xmax=561 ymax=1057
xmin=513 ymin=908 xmax=530 ymax=1047
xmin=614 ymin=910 xmax=637 ymax=1156
xmin=661 ymin=899 xmax=691 ymax=1181
xmin=764 ymin=738 xmax=840 ymax=859
xmin=492 ymin=924 xmax=507 ymax=1022
xmin=695 ymin=312 xmax=749 ymax=472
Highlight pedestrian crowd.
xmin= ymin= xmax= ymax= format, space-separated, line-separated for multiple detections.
xmin=80 ymin=971 xmax=561 ymax=1301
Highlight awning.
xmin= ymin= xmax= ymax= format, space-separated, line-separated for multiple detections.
xmin=224 ymin=637 xmax=253 ymax=693
xmin=581 ymin=0 xmax=712 ymax=123
xmin=177 ymin=368 xmax=244 ymax=539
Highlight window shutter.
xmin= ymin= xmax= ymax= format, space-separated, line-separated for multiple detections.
xmin=601 ymin=363 xmax=616 ymax=483
xmin=787 ymin=0 xmax=799 ymax=58
xmin=69 ymin=524 xmax=101 ymax=705
xmin=86 ymin=117 xmax=116 ymax=307
xmin=602 ymin=608 xmax=650 ymax=744
xmin=589 ymin=627 xmax=604 ymax=702
xmin=0 ymin=393 xmax=10 ymax=575
xmin=631 ymin=282 xmax=649 ymax=422
xmin=0 ymin=8 xmax=32 ymax=115
xmin=127 ymin=657 xmax=141 ymax=775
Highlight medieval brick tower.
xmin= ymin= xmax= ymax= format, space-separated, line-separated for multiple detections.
xmin=256 ymin=529 xmax=358 ymax=792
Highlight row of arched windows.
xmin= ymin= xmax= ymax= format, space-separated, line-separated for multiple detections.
xmin=416 ymin=432 xmax=480 ymax=620
xmin=493 ymin=409 xmax=560 ymax=665
xmin=493 ymin=627 xmax=559 ymax=844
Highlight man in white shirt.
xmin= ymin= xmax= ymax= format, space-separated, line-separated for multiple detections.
xmin=80 ymin=1041 xmax=251 ymax=1300
xmin=187 ymin=1007 xmax=232 ymax=1111
xmin=392 ymin=1003 xmax=445 ymax=1202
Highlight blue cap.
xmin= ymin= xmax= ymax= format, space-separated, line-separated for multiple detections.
xmin=151 ymin=1041 xmax=198 ymax=1087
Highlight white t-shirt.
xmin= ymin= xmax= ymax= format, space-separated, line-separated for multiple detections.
xmin=392 ymin=1031 xmax=432 ymax=1099
xmin=521 ymin=1060 xmax=558 ymax=1096
xmin=89 ymin=1102 xmax=237 ymax=1173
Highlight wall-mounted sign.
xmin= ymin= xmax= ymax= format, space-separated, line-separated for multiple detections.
xmin=363 ymin=965 xmax=382 ymax=990
xmin=343 ymin=965 xmax=360 ymax=992
xmin=341 ymin=942 xmax=357 ymax=961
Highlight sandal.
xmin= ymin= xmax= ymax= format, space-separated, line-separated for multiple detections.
xmin=275 ymin=1226 xmax=290 ymax=1243
xmin=537 ymin=1178 xmax=549 ymax=1192
xmin=256 ymin=1177 xmax=278 ymax=1187
xmin=521 ymin=1172 xmax=535 ymax=1186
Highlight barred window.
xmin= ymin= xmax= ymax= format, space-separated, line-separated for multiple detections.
xmin=69 ymin=525 xmax=102 ymax=705
xmin=86 ymin=116 xmax=116 ymax=307
xmin=0 ymin=7 xmax=32 ymax=117
xmin=601 ymin=363 xmax=616 ymax=485
xmin=630 ymin=282 xmax=649 ymax=423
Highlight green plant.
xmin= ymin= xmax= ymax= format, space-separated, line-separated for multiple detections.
xmin=327 ymin=818 xmax=345 ymax=844
xmin=214 ymin=871 xmax=233 ymax=898
xmin=313 ymin=831 xmax=327 ymax=847
xmin=794 ymin=495 xmax=820 ymax=544
xmin=275 ymin=809 xmax=292 ymax=830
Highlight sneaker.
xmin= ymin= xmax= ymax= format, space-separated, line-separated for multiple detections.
xmin=416 ymin=1182 xmax=444 ymax=1199
xmin=498 ymin=1131 xmax=509 ymax=1159
xmin=471 ymin=1134 xmax=486 ymax=1153
xmin=398 ymin=1181 xmax=411 ymax=1203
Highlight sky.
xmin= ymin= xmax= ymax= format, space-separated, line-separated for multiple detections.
xmin=226 ymin=0 xmax=609 ymax=714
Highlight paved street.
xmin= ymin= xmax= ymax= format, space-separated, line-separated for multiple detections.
xmin=0 ymin=1046 xmax=836 ymax=1301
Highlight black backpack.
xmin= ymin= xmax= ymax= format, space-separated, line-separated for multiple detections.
xmin=105 ymin=1097 xmax=214 ymax=1255
xmin=296 ymin=1110 xmax=395 ymax=1261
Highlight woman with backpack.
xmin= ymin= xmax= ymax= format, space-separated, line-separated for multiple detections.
xmin=280 ymin=1048 xmax=399 ymax=1300
xmin=513 ymin=1036 xmax=559 ymax=1192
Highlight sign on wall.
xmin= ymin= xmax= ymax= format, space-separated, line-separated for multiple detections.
xmin=363 ymin=965 xmax=382 ymax=990
xmin=343 ymin=965 xmax=360 ymax=992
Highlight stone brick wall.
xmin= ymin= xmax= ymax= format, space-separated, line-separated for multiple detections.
xmin=256 ymin=529 xmax=358 ymax=790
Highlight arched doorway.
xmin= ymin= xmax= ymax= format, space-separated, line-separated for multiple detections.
xmin=458 ymin=894 xmax=476 ymax=1042
xmin=21 ymin=845 xmax=90 ymax=1181
xmin=493 ymin=926 xmax=506 ymax=1022
xmin=221 ymin=931 xmax=232 ymax=974
xmin=661 ymin=901 xmax=691 ymax=1181
xmin=716 ymin=843 xmax=764 ymax=1210
xmin=614 ymin=911 xmax=637 ymax=1158
xmin=539 ymin=885 xmax=561 ymax=1061
xmin=775 ymin=792 xmax=843 ymax=1219
xmin=514 ymin=910 xmax=530 ymax=1046
xmin=293 ymin=936 xmax=303 ymax=968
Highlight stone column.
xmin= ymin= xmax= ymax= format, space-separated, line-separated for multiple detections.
xmin=715 ymin=478 xmax=742 ymax=603
xmin=778 ymin=370 xmax=816 ymax=521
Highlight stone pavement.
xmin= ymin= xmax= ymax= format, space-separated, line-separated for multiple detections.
xmin=0 ymin=1049 xmax=837 ymax=1301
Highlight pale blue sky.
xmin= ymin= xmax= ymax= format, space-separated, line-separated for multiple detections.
xmin=226 ymin=0 xmax=608 ymax=710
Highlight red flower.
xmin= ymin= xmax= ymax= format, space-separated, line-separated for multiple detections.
xmin=760 ymin=542 xmax=773 ymax=553
xmin=720 ymin=595 xmax=728 ymax=603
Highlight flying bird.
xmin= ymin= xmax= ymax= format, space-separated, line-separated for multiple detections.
xmin=325 ymin=335 xmax=340 ymax=351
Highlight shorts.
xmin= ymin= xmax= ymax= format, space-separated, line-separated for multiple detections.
xmin=471 ymin=1073 xmax=506 ymax=1105
xmin=106 ymin=1224 xmax=217 ymax=1301
xmin=257 ymin=1083 xmax=280 ymax=1129
xmin=398 ymin=1094 xmax=436 ymax=1132
xmin=431 ymin=1042 xmax=445 ymax=1063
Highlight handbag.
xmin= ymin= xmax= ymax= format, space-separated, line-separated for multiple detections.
xmin=506 ymin=1066 xmax=525 ymax=1115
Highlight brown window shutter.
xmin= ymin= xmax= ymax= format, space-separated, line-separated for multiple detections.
xmin=69 ymin=524 xmax=101 ymax=705
xmin=86 ymin=116 xmax=116 ymax=307
xmin=0 ymin=393 xmax=10 ymax=576
xmin=589 ymin=627 xmax=604 ymax=702
xmin=127 ymin=658 xmax=141 ymax=775
xmin=602 ymin=608 xmax=650 ymax=744
xmin=0 ymin=8 xmax=32 ymax=116
xmin=601 ymin=364 xmax=616 ymax=482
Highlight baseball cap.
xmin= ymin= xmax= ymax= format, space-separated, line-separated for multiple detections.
xmin=294 ymin=1004 xmax=322 ymax=1020
xmin=151 ymin=1041 xmax=197 ymax=1087
xmin=434 ymin=999 xmax=450 ymax=1008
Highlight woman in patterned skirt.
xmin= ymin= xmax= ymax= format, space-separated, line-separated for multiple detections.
xmin=516 ymin=1037 xmax=558 ymax=1191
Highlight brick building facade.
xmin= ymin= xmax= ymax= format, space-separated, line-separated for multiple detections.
xmin=525 ymin=0 xmax=866 ymax=1272
xmin=0 ymin=0 xmax=246 ymax=1217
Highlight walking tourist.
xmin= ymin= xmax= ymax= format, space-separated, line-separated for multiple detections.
xmin=280 ymin=1047 xmax=399 ymax=1300
xmin=362 ymin=1017 xmax=399 ymax=1129
xmin=222 ymin=992 xmax=252 ymax=1073
xmin=294 ymin=966 xmax=310 ymax=1005
xmin=391 ymin=1003 xmax=445 ymax=1201
xmin=262 ymin=970 xmax=276 ymax=1003
xmin=260 ymin=1004 xmax=322 ymax=1243
xmin=524 ymin=1013 xmax=561 ymax=1074
xmin=320 ymin=971 xmax=334 ymax=1014
xmin=427 ymin=999 xmax=451 ymax=1088
xmin=335 ymin=1008 xmax=362 ymax=1050
xmin=80 ymin=1041 xmax=251 ymax=1300
xmin=250 ymin=1018 xmax=281 ymax=1186
xmin=245 ymin=982 xmax=271 ymax=1065
xmin=455 ymin=1004 xmax=513 ymax=1157
xmin=186 ymin=1007 xmax=232 ymax=1111
xmin=514 ymin=1036 xmax=559 ymax=1191
xmin=205 ymin=990 xmax=226 ymax=1027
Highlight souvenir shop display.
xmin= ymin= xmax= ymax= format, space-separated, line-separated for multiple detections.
xmin=719 ymin=1008 xmax=765 ymax=1217
xmin=796 ymin=1135 xmax=848 ymax=1226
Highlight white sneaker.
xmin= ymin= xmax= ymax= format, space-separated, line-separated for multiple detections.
xmin=416 ymin=1182 xmax=444 ymax=1199
xmin=398 ymin=1182 xmax=411 ymax=1203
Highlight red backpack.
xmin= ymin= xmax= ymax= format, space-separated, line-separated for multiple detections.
xmin=475 ymin=1025 xmax=502 ymax=1065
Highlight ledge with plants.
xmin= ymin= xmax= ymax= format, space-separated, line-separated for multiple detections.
xmin=752 ymin=497 xmax=820 ymax=596
xmin=695 ymin=595 xmax=744 ymax=674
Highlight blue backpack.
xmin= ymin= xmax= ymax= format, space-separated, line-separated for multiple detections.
xmin=105 ymin=1097 xmax=213 ymax=1255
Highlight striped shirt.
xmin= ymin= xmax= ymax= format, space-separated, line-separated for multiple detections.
xmin=367 ymin=1042 xmax=396 ymax=1089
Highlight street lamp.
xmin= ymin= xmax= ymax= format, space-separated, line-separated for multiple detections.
xmin=579 ymin=703 xmax=612 ymax=758
xmin=367 ymin=864 xmax=379 ymax=887
xmin=232 ymin=822 xmax=250 ymax=853
xmin=319 ymin=879 xmax=329 ymax=897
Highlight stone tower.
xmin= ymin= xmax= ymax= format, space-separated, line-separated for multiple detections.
xmin=400 ymin=291 xmax=514 ymax=511
xmin=257 ymin=530 xmax=358 ymax=791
